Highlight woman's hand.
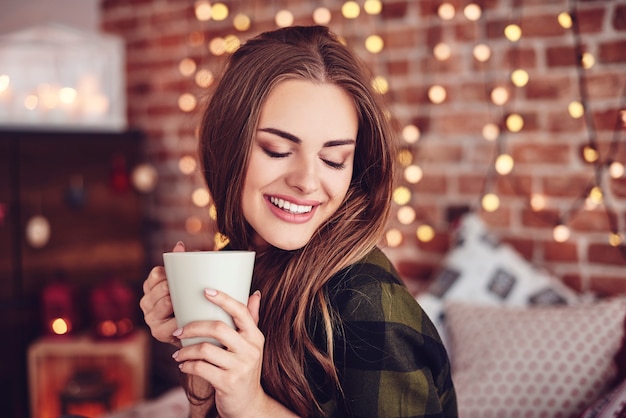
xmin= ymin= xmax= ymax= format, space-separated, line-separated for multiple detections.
xmin=172 ymin=289 xmax=295 ymax=417
xmin=139 ymin=241 xmax=185 ymax=347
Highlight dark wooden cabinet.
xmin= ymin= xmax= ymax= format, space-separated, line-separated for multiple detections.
xmin=0 ymin=130 xmax=149 ymax=418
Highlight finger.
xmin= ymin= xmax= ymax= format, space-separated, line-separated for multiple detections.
xmin=173 ymin=340 xmax=234 ymax=370
xmin=142 ymin=266 xmax=167 ymax=294
xmin=247 ymin=290 xmax=261 ymax=326
xmin=205 ymin=289 xmax=256 ymax=332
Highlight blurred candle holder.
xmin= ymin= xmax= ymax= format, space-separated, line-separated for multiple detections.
xmin=41 ymin=278 xmax=78 ymax=337
xmin=0 ymin=23 xmax=126 ymax=131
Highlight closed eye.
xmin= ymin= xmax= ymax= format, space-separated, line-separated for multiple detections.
xmin=322 ymin=159 xmax=346 ymax=170
xmin=262 ymin=148 xmax=291 ymax=159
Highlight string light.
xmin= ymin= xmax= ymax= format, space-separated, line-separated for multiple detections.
xmin=504 ymin=24 xmax=522 ymax=42
xmin=209 ymin=37 xmax=226 ymax=55
xmin=495 ymin=154 xmax=514 ymax=175
xmin=609 ymin=232 xmax=623 ymax=247
xmin=275 ymin=10 xmax=294 ymax=27
xmin=393 ymin=186 xmax=411 ymax=205
xmin=463 ymin=4 xmax=482 ymax=21
xmin=553 ymin=224 xmax=570 ymax=243
xmin=0 ymin=74 xmax=9 ymax=92
xmin=558 ymin=12 xmax=573 ymax=29
xmin=481 ymin=193 xmax=500 ymax=212
xmin=530 ymin=194 xmax=547 ymax=211
xmin=372 ymin=76 xmax=389 ymax=94
xmin=398 ymin=149 xmax=413 ymax=166
xmin=313 ymin=7 xmax=332 ymax=25
xmin=211 ymin=3 xmax=229 ymax=21
xmin=506 ymin=113 xmax=524 ymax=132
xmin=364 ymin=0 xmax=382 ymax=15
xmin=491 ymin=86 xmax=509 ymax=105
xmin=404 ymin=165 xmax=423 ymax=184
xmin=342 ymin=1 xmax=360 ymax=19
xmin=416 ymin=224 xmax=435 ymax=242
xmin=195 ymin=69 xmax=214 ymax=88
xmin=365 ymin=35 xmax=384 ymax=54
xmin=434 ymin=43 xmax=451 ymax=61
xmin=402 ymin=124 xmax=420 ymax=143
xmin=178 ymin=58 xmax=196 ymax=76
xmin=482 ymin=123 xmax=500 ymax=141
xmin=194 ymin=0 xmax=212 ymax=21
xmin=568 ymin=100 xmax=584 ymax=118
xmin=192 ymin=188 xmax=211 ymax=207
xmin=582 ymin=145 xmax=599 ymax=163
xmin=179 ymin=155 xmax=197 ymax=175
xmin=178 ymin=93 xmax=197 ymax=112
xmin=473 ymin=44 xmax=491 ymax=62
xmin=223 ymin=35 xmax=241 ymax=53
xmin=397 ymin=206 xmax=416 ymax=225
xmin=609 ymin=161 xmax=625 ymax=178
xmin=428 ymin=85 xmax=446 ymax=104
xmin=438 ymin=3 xmax=455 ymax=20
xmin=511 ymin=69 xmax=529 ymax=87
xmin=185 ymin=216 xmax=203 ymax=234
xmin=581 ymin=52 xmax=595 ymax=69
xmin=385 ymin=228 xmax=403 ymax=247
xmin=233 ymin=13 xmax=251 ymax=31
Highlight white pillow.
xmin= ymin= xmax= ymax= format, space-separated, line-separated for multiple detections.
xmin=416 ymin=213 xmax=580 ymax=347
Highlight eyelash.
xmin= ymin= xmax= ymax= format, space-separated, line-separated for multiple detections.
xmin=262 ymin=148 xmax=346 ymax=170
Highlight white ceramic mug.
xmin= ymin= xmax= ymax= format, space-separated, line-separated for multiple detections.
xmin=163 ymin=250 xmax=255 ymax=346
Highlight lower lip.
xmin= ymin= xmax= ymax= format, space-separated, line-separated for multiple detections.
xmin=265 ymin=198 xmax=316 ymax=224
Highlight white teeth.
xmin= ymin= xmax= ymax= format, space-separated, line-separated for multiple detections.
xmin=270 ymin=197 xmax=313 ymax=214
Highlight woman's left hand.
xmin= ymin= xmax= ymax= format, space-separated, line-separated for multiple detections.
xmin=171 ymin=288 xmax=271 ymax=417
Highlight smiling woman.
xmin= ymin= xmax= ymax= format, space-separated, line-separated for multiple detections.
xmin=139 ymin=25 xmax=457 ymax=418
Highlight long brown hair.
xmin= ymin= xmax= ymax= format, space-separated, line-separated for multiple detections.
xmin=198 ymin=25 xmax=395 ymax=416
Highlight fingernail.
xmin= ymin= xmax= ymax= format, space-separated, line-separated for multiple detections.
xmin=205 ymin=288 xmax=218 ymax=297
xmin=176 ymin=241 xmax=185 ymax=249
xmin=172 ymin=350 xmax=179 ymax=359
xmin=172 ymin=328 xmax=183 ymax=337
xmin=253 ymin=290 xmax=261 ymax=297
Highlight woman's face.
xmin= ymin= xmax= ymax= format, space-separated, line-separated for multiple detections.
xmin=242 ymin=79 xmax=358 ymax=251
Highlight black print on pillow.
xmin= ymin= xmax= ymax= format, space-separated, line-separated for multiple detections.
xmin=487 ymin=268 xmax=516 ymax=299
xmin=528 ymin=288 xmax=567 ymax=305
xmin=429 ymin=268 xmax=460 ymax=298
xmin=480 ymin=232 xmax=500 ymax=248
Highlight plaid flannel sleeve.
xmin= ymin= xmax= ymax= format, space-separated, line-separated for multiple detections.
xmin=329 ymin=250 xmax=457 ymax=418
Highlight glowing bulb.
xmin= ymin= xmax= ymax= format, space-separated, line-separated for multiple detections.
xmin=428 ymin=85 xmax=447 ymax=104
xmin=609 ymin=161 xmax=624 ymax=178
xmin=179 ymin=58 xmax=197 ymax=76
xmin=188 ymin=31 xmax=205 ymax=46
xmin=195 ymin=69 xmax=214 ymax=88
xmin=434 ymin=43 xmax=451 ymax=60
xmin=192 ymin=187 xmax=211 ymax=207
xmin=393 ymin=186 xmax=411 ymax=205
xmin=186 ymin=216 xmax=203 ymax=234
xmin=464 ymin=3 xmax=482 ymax=21
xmin=211 ymin=2 xmax=228 ymax=21
xmin=417 ymin=224 xmax=435 ymax=242
xmin=233 ymin=13 xmax=251 ymax=31
xmin=473 ymin=44 xmax=491 ymax=62
xmin=179 ymin=155 xmax=197 ymax=175
xmin=131 ymin=163 xmax=158 ymax=193
xmin=402 ymin=124 xmax=420 ymax=143
xmin=397 ymin=206 xmax=416 ymax=225
xmin=558 ymin=12 xmax=572 ymax=29
xmin=24 ymin=95 xmax=38 ymax=110
xmin=58 ymin=87 xmax=77 ymax=104
xmin=553 ymin=224 xmax=570 ymax=242
xmin=438 ymin=3 xmax=455 ymax=20
xmin=506 ymin=113 xmax=524 ymax=132
xmin=385 ymin=228 xmax=403 ymax=247
xmin=491 ymin=86 xmax=509 ymax=105
xmin=582 ymin=145 xmax=598 ymax=163
xmin=609 ymin=232 xmax=623 ymax=247
xmin=482 ymin=123 xmax=500 ymax=141
xmin=194 ymin=0 xmax=212 ymax=21
xmin=511 ymin=69 xmax=529 ymax=87
xmin=621 ymin=110 xmax=626 ymax=127
xmin=0 ymin=74 xmax=9 ymax=92
xmin=530 ymin=194 xmax=546 ymax=211
xmin=581 ymin=52 xmax=595 ymax=69
xmin=504 ymin=24 xmax=522 ymax=42
xmin=364 ymin=0 xmax=382 ymax=15
xmin=51 ymin=318 xmax=70 ymax=335
xmin=588 ymin=186 xmax=603 ymax=204
xmin=495 ymin=154 xmax=514 ymax=175
xmin=178 ymin=93 xmax=197 ymax=112
xmin=365 ymin=35 xmax=384 ymax=54
xmin=372 ymin=76 xmax=389 ymax=94
xmin=224 ymin=35 xmax=241 ymax=53
xmin=209 ymin=37 xmax=226 ymax=55
xmin=275 ymin=9 xmax=294 ymax=27
xmin=568 ymin=101 xmax=584 ymax=118
xmin=481 ymin=193 xmax=500 ymax=212
xmin=342 ymin=1 xmax=360 ymax=19
xmin=397 ymin=149 xmax=413 ymax=166
xmin=313 ymin=7 xmax=332 ymax=24
xmin=404 ymin=165 xmax=423 ymax=184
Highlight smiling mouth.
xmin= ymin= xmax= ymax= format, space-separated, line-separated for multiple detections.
xmin=269 ymin=197 xmax=313 ymax=214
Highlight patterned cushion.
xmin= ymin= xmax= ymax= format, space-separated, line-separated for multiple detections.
xmin=445 ymin=298 xmax=626 ymax=418
xmin=416 ymin=213 xmax=579 ymax=348
xmin=579 ymin=377 xmax=626 ymax=418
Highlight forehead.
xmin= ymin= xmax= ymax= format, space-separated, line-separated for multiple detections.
xmin=258 ymin=79 xmax=358 ymax=140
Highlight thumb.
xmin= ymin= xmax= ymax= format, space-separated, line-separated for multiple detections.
xmin=172 ymin=241 xmax=186 ymax=252
xmin=247 ymin=290 xmax=261 ymax=326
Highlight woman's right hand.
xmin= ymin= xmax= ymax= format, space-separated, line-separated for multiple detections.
xmin=139 ymin=241 xmax=186 ymax=347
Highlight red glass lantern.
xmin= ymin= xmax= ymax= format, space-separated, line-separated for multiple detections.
xmin=41 ymin=279 xmax=78 ymax=337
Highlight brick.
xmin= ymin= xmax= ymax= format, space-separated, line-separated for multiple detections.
xmin=521 ymin=13 xmax=569 ymax=38
xmin=413 ymin=174 xmax=448 ymax=193
xmin=495 ymin=175 xmax=532 ymax=196
xmin=546 ymin=110 xmax=585 ymax=133
xmin=599 ymin=40 xmax=626 ymax=63
xmin=588 ymin=243 xmax=626 ymax=265
xmin=454 ymin=21 xmax=478 ymax=42
xmin=525 ymin=75 xmax=573 ymax=100
xmin=511 ymin=143 xmax=571 ymax=165
xmin=503 ymin=47 xmax=537 ymax=70
xmin=503 ymin=237 xmax=535 ymax=260
xmin=381 ymin=0 xmax=410 ymax=20
xmin=575 ymin=7 xmax=606 ymax=34
xmin=546 ymin=45 xmax=578 ymax=67
xmin=615 ymin=4 xmax=626 ymax=30
xmin=542 ymin=173 xmax=593 ymax=197
xmin=610 ymin=177 xmax=626 ymax=199
xmin=561 ymin=273 xmax=584 ymax=292
xmin=521 ymin=208 xmax=561 ymax=228
xmin=543 ymin=240 xmax=579 ymax=262
xmin=569 ymin=209 xmax=618 ymax=232
xmin=589 ymin=275 xmax=626 ymax=296
xmin=458 ymin=174 xmax=484 ymax=194
xmin=586 ymin=73 xmax=626 ymax=98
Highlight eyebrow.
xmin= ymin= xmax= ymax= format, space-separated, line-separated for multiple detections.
xmin=258 ymin=127 xmax=356 ymax=148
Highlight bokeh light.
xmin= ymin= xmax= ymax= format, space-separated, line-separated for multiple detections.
xmin=504 ymin=24 xmax=522 ymax=42
xmin=404 ymin=165 xmax=423 ymax=184
xmin=385 ymin=228 xmax=403 ymax=247
xmin=495 ymin=154 xmax=514 ymax=175
xmin=275 ymin=9 xmax=294 ymax=27
xmin=365 ymin=35 xmax=384 ymax=54
xmin=553 ymin=224 xmax=570 ymax=242
xmin=506 ymin=113 xmax=524 ymax=132
xmin=464 ymin=3 xmax=482 ymax=21
xmin=179 ymin=58 xmax=197 ymax=77
xmin=313 ymin=7 xmax=332 ymax=24
xmin=428 ymin=85 xmax=447 ymax=104
xmin=211 ymin=2 xmax=229 ymax=21
xmin=438 ymin=3 xmax=455 ymax=20
xmin=481 ymin=193 xmax=500 ymax=212
xmin=233 ymin=13 xmax=251 ymax=31
xmin=364 ymin=0 xmax=383 ymax=15
xmin=342 ymin=1 xmax=360 ymax=19
xmin=511 ymin=69 xmax=529 ymax=87
xmin=179 ymin=155 xmax=197 ymax=175
xmin=416 ymin=224 xmax=435 ymax=242
xmin=482 ymin=123 xmax=500 ymax=141
xmin=402 ymin=124 xmax=420 ymax=143
xmin=178 ymin=93 xmax=197 ymax=112
xmin=434 ymin=43 xmax=451 ymax=61
xmin=393 ymin=186 xmax=412 ymax=205
xmin=397 ymin=206 xmax=416 ymax=225
xmin=473 ymin=44 xmax=491 ymax=62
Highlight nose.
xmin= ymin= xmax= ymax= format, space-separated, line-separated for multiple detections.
xmin=286 ymin=156 xmax=320 ymax=194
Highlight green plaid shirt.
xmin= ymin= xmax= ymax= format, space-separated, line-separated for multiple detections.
xmin=310 ymin=248 xmax=458 ymax=418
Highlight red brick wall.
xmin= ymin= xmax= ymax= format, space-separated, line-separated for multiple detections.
xmin=100 ymin=0 xmax=626 ymax=296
